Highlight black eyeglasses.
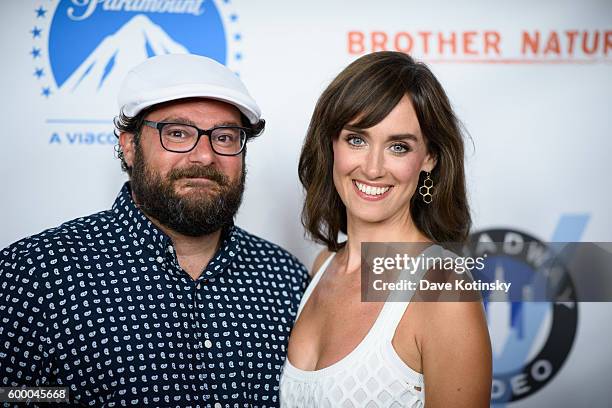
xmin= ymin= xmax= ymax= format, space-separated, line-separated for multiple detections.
xmin=143 ymin=120 xmax=251 ymax=156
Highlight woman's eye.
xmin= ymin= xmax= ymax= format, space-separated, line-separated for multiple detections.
xmin=347 ymin=136 xmax=365 ymax=146
xmin=390 ymin=143 xmax=409 ymax=154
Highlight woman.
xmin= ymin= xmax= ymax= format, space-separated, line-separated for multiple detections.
xmin=280 ymin=51 xmax=492 ymax=407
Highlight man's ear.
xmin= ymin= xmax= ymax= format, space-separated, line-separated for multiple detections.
xmin=119 ymin=132 xmax=136 ymax=168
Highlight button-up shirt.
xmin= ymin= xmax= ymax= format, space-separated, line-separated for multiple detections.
xmin=0 ymin=183 xmax=309 ymax=407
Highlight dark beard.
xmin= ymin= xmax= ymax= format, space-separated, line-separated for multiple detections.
xmin=129 ymin=146 xmax=245 ymax=237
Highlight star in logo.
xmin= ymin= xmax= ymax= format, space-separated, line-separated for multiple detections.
xmin=30 ymin=47 xmax=42 ymax=59
xmin=41 ymin=87 xmax=51 ymax=97
xmin=34 ymin=68 xmax=45 ymax=79
xmin=35 ymin=6 xmax=47 ymax=18
xmin=31 ymin=26 xmax=43 ymax=38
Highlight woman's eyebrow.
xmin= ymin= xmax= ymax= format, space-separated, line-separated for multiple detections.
xmin=387 ymin=134 xmax=418 ymax=142
xmin=343 ymin=125 xmax=418 ymax=142
xmin=343 ymin=124 xmax=366 ymax=134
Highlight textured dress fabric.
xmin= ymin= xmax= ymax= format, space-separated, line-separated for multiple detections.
xmin=280 ymin=245 xmax=444 ymax=408
xmin=0 ymin=182 xmax=309 ymax=407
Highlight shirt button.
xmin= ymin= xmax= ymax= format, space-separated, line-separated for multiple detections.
xmin=156 ymin=256 xmax=164 ymax=263
xmin=214 ymin=403 xmax=222 ymax=408
xmin=204 ymin=339 xmax=213 ymax=349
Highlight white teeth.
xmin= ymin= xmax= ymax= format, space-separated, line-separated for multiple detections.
xmin=355 ymin=181 xmax=391 ymax=196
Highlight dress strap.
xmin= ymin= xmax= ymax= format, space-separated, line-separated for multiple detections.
xmin=296 ymin=252 xmax=335 ymax=318
xmin=379 ymin=244 xmax=443 ymax=339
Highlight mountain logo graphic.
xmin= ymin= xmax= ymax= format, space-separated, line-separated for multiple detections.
xmin=59 ymin=15 xmax=188 ymax=96
xmin=466 ymin=229 xmax=578 ymax=404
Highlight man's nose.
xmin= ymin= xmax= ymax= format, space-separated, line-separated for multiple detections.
xmin=186 ymin=136 xmax=216 ymax=165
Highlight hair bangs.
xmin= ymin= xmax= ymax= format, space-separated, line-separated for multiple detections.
xmin=341 ymin=66 xmax=407 ymax=131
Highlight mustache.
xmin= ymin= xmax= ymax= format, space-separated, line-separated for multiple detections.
xmin=168 ymin=166 xmax=228 ymax=186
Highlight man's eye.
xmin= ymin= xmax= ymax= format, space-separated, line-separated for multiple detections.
xmin=163 ymin=126 xmax=193 ymax=139
xmin=213 ymin=133 xmax=238 ymax=144
xmin=169 ymin=131 xmax=187 ymax=138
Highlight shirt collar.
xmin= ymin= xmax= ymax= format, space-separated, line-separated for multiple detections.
xmin=112 ymin=182 xmax=241 ymax=281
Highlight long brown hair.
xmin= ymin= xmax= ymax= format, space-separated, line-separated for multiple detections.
xmin=298 ymin=51 xmax=471 ymax=251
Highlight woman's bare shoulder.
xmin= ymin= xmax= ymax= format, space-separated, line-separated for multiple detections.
xmin=309 ymin=248 xmax=334 ymax=278
xmin=416 ymin=300 xmax=492 ymax=407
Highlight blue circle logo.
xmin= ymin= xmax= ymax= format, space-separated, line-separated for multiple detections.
xmin=466 ymin=229 xmax=577 ymax=404
xmin=31 ymin=0 xmax=241 ymax=101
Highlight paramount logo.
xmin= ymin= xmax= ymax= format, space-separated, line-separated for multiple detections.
xmin=67 ymin=0 xmax=205 ymax=21
xmin=57 ymin=14 xmax=187 ymax=98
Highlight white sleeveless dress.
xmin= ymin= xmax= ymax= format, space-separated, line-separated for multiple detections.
xmin=280 ymin=245 xmax=443 ymax=407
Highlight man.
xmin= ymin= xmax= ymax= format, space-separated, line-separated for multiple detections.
xmin=0 ymin=54 xmax=308 ymax=407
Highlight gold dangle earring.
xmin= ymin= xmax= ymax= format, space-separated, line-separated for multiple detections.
xmin=419 ymin=172 xmax=433 ymax=204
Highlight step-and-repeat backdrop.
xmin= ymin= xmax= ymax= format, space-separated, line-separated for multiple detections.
xmin=1 ymin=1 xmax=610 ymax=406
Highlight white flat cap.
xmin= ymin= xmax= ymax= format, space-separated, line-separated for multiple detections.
xmin=118 ymin=54 xmax=261 ymax=124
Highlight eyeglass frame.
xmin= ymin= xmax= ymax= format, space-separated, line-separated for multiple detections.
xmin=142 ymin=120 xmax=252 ymax=156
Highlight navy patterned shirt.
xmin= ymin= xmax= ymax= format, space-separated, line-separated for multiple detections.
xmin=0 ymin=183 xmax=308 ymax=407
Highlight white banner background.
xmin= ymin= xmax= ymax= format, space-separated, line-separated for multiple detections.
xmin=1 ymin=0 xmax=610 ymax=406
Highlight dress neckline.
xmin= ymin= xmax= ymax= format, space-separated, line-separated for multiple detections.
xmin=285 ymin=245 xmax=436 ymax=377
xmin=285 ymin=253 xmax=393 ymax=376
